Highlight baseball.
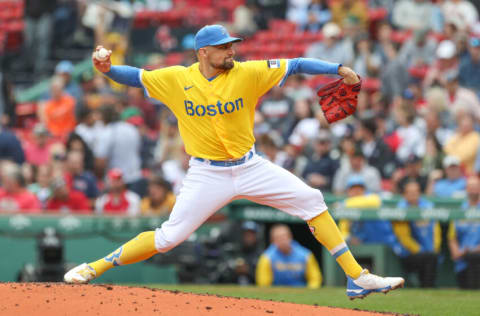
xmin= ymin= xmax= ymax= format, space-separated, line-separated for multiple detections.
xmin=95 ymin=48 xmax=109 ymax=61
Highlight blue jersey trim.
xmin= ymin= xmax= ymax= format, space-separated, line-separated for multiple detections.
xmin=207 ymin=74 xmax=219 ymax=81
xmin=105 ymin=65 xmax=143 ymax=88
xmin=280 ymin=58 xmax=341 ymax=86
xmin=332 ymin=246 xmax=349 ymax=259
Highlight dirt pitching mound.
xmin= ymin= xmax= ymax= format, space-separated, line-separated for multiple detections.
xmin=0 ymin=283 xmax=396 ymax=316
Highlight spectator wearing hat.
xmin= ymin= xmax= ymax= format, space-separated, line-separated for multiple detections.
xmin=46 ymin=177 xmax=90 ymax=213
xmin=0 ymin=162 xmax=41 ymax=213
xmin=305 ymin=22 xmax=353 ymax=66
xmin=444 ymin=115 xmax=480 ymax=174
xmin=333 ymin=144 xmax=382 ymax=194
xmin=427 ymin=155 xmax=466 ymax=198
xmin=424 ymin=40 xmax=459 ymax=88
xmin=393 ymin=154 xmax=428 ymax=194
xmin=256 ymin=224 xmax=322 ymax=289
xmin=448 ymin=176 xmax=480 ymax=289
xmin=393 ymin=180 xmax=440 ymax=288
xmin=459 ymin=37 xmax=480 ymax=94
xmin=0 ymin=125 xmax=25 ymax=165
xmin=24 ymin=123 xmax=55 ymax=166
xmin=40 ymin=76 xmax=77 ymax=138
xmin=95 ymin=168 xmax=140 ymax=216
xmin=339 ymin=175 xmax=402 ymax=255
xmin=302 ymin=129 xmax=339 ymax=192
xmin=357 ymin=118 xmax=396 ymax=179
xmin=54 ymin=60 xmax=84 ymax=107
xmin=222 ymin=221 xmax=264 ymax=285
xmin=140 ymin=176 xmax=175 ymax=216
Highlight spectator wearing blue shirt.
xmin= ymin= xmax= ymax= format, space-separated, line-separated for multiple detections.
xmin=340 ymin=175 xmax=403 ymax=257
xmin=448 ymin=176 xmax=480 ymax=289
xmin=0 ymin=127 xmax=25 ymax=165
xmin=302 ymin=130 xmax=339 ymax=192
xmin=393 ymin=180 xmax=441 ymax=288
xmin=65 ymin=151 xmax=99 ymax=205
xmin=302 ymin=0 xmax=331 ymax=32
xmin=428 ymin=155 xmax=466 ymax=198
xmin=256 ymin=225 xmax=322 ymax=288
xmin=459 ymin=37 xmax=480 ymax=95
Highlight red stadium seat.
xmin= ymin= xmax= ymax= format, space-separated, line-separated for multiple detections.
xmin=391 ymin=30 xmax=412 ymax=44
xmin=269 ymin=19 xmax=297 ymax=33
xmin=164 ymin=52 xmax=184 ymax=66
xmin=15 ymin=102 xmax=37 ymax=116
xmin=362 ymin=78 xmax=381 ymax=92
xmin=368 ymin=8 xmax=388 ymax=21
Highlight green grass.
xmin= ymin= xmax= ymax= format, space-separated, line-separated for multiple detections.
xmin=144 ymin=285 xmax=480 ymax=316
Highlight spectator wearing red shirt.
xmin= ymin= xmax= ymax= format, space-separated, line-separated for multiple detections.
xmin=95 ymin=169 xmax=140 ymax=216
xmin=0 ymin=162 xmax=41 ymax=213
xmin=46 ymin=178 xmax=91 ymax=213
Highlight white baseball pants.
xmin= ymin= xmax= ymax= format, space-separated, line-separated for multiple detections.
xmin=154 ymin=152 xmax=328 ymax=252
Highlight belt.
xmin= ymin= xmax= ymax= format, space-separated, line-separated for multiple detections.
xmin=194 ymin=150 xmax=254 ymax=167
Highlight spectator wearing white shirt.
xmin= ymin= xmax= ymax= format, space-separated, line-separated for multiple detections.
xmin=333 ymin=145 xmax=382 ymax=194
xmin=94 ymin=105 xmax=146 ymax=196
xmin=75 ymin=107 xmax=103 ymax=150
xmin=442 ymin=0 xmax=479 ymax=31
xmin=95 ymin=168 xmax=140 ymax=216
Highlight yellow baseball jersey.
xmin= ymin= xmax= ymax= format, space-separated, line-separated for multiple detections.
xmin=140 ymin=59 xmax=287 ymax=160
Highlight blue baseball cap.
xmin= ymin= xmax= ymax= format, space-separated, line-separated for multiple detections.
xmin=470 ymin=37 xmax=480 ymax=48
xmin=346 ymin=175 xmax=366 ymax=189
xmin=55 ymin=60 xmax=74 ymax=74
xmin=194 ymin=25 xmax=242 ymax=51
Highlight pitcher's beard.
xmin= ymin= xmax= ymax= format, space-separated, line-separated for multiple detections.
xmin=213 ymin=59 xmax=234 ymax=70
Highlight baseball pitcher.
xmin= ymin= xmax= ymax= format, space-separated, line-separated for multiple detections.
xmin=64 ymin=25 xmax=404 ymax=299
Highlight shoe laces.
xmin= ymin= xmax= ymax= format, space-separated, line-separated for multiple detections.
xmin=78 ymin=265 xmax=95 ymax=279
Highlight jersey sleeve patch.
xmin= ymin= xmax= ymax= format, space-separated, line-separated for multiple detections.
xmin=267 ymin=59 xmax=280 ymax=69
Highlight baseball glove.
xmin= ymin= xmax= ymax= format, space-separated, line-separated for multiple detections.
xmin=317 ymin=77 xmax=362 ymax=124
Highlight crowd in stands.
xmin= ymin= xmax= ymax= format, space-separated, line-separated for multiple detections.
xmin=1 ymin=0 xmax=480 ymax=288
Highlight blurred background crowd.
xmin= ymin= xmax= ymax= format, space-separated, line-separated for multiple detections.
xmin=1 ymin=0 xmax=480 ymax=288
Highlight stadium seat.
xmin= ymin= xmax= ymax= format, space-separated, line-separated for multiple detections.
xmin=268 ymin=19 xmax=297 ymax=34
xmin=164 ymin=52 xmax=184 ymax=66
xmin=368 ymin=8 xmax=388 ymax=21
xmin=362 ymin=78 xmax=381 ymax=92
xmin=391 ymin=30 xmax=412 ymax=44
